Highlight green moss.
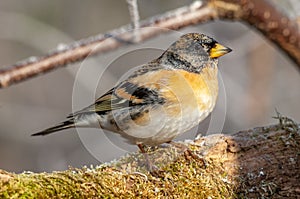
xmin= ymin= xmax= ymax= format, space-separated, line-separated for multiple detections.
xmin=0 ymin=145 xmax=237 ymax=198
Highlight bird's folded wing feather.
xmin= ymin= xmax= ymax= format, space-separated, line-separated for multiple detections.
xmin=68 ymin=80 xmax=164 ymax=118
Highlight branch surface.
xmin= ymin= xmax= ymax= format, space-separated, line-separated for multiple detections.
xmin=0 ymin=0 xmax=299 ymax=88
xmin=1 ymin=119 xmax=299 ymax=198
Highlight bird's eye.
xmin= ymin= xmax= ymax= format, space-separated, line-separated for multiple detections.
xmin=208 ymin=41 xmax=217 ymax=50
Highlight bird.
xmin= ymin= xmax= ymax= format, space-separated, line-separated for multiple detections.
xmin=32 ymin=33 xmax=231 ymax=164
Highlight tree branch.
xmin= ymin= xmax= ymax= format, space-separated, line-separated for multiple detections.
xmin=210 ymin=0 xmax=300 ymax=68
xmin=0 ymin=0 xmax=299 ymax=89
xmin=1 ymin=117 xmax=299 ymax=198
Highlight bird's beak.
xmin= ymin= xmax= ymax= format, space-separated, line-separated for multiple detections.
xmin=209 ymin=43 xmax=232 ymax=58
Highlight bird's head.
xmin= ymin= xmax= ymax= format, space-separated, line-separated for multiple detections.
xmin=161 ymin=33 xmax=232 ymax=73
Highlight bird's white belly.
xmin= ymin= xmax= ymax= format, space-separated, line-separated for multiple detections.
xmin=114 ymin=100 xmax=214 ymax=145
xmin=148 ymin=104 xmax=213 ymax=143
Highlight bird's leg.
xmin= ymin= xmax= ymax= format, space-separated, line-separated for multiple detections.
xmin=137 ymin=144 xmax=161 ymax=176
xmin=137 ymin=144 xmax=155 ymax=171
xmin=137 ymin=144 xmax=150 ymax=169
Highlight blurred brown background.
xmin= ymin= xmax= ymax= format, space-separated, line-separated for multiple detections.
xmin=0 ymin=0 xmax=299 ymax=173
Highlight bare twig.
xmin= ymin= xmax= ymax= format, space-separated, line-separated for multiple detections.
xmin=126 ymin=0 xmax=141 ymax=42
xmin=0 ymin=0 xmax=299 ymax=89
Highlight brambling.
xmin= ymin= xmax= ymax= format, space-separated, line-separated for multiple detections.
xmin=32 ymin=33 xmax=231 ymax=163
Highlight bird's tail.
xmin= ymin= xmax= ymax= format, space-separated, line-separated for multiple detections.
xmin=31 ymin=119 xmax=75 ymax=136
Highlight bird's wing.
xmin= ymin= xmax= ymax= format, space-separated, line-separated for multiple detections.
xmin=68 ymin=80 xmax=165 ymax=118
xmin=67 ymin=88 xmax=121 ymax=117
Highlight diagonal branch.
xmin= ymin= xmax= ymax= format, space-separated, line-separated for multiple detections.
xmin=0 ymin=0 xmax=299 ymax=89
xmin=211 ymin=0 xmax=300 ymax=68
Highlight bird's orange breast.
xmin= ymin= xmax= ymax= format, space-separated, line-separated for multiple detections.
xmin=165 ymin=66 xmax=218 ymax=115
xmin=130 ymin=66 xmax=218 ymax=117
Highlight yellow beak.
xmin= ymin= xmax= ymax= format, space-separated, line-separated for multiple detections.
xmin=209 ymin=43 xmax=232 ymax=58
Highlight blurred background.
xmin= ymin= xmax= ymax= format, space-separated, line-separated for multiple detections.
xmin=0 ymin=0 xmax=299 ymax=173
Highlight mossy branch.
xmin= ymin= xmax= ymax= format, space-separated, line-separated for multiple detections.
xmin=1 ymin=116 xmax=299 ymax=198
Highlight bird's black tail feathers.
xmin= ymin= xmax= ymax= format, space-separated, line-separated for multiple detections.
xmin=31 ymin=120 xmax=75 ymax=136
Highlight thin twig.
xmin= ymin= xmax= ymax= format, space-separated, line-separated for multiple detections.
xmin=126 ymin=0 xmax=141 ymax=42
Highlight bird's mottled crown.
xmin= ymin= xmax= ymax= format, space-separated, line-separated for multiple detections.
xmin=177 ymin=33 xmax=217 ymax=53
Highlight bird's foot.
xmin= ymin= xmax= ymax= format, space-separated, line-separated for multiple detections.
xmin=137 ymin=144 xmax=164 ymax=177
xmin=168 ymin=141 xmax=206 ymax=167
